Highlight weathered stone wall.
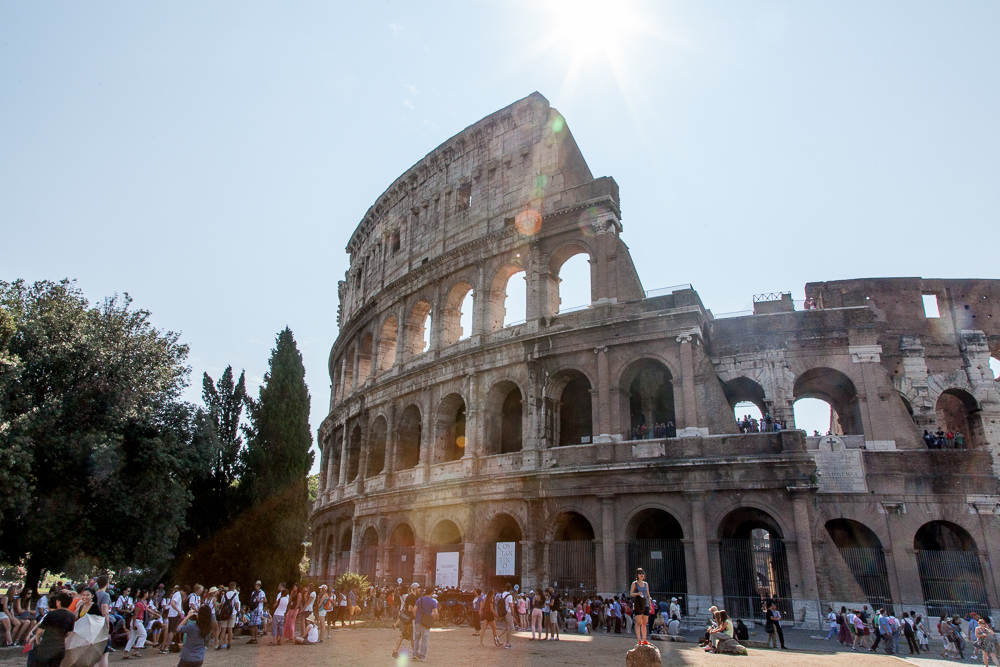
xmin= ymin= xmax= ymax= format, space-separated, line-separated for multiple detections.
xmin=312 ymin=94 xmax=1000 ymax=630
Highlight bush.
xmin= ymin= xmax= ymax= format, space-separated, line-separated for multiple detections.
xmin=333 ymin=572 xmax=370 ymax=592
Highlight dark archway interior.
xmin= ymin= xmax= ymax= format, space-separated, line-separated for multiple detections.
xmin=825 ymin=519 xmax=883 ymax=549
xmin=389 ymin=524 xmax=415 ymax=547
xmin=914 ymin=521 xmax=976 ymax=551
xmin=346 ymin=424 xmax=362 ymax=481
xmin=484 ymin=514 xmax=523 ymax=589
xmin=718 ymin=507 xmax=784 ymax=540
xmin=554 ymin=512 xmax=596 ymax=541
xmin=366 ymin=416 xmax=387 ymax=477
xmin=721 ymin=377 xmax=767 ymax=416
xmin=559 ymin=373 xmax=593 ymax=446
xmin=360 ymin=527 xmax=378 ymax=549
xmin=397 ymin=405 xmax=422 ymax=469
xmin=627 ymin=361 xmax=675 ymax=433
xmin=339 ymin=528 xmax=352 ymax=552
xmin=430 ymin=520 xmax=462 ymax=546
xmin=501 ymin=387 xmax=523 ymax=454
xmin=793 ymin=367 xmax=863 ymax=435
xmin=631 ymin=508 xmax=684 ymax=540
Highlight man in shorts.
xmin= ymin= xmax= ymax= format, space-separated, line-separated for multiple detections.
xmin=158 ymin=585 xmax=183 ymax=653
xmin=247 ymin=581 xmax=265 ymax=644
xmin=216 ymin=581 xmax=240 ymax=650
xmin=392 ymin=583 xmax=418 ymax=660
xmin=502 ymin=584 xmax=517 ymax=649
xmin=547 ymin=588 xmax=561 ymax=641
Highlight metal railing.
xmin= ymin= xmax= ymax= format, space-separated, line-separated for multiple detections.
xmin=550 ymin=540 xmax=597 ymax=592
xmin=645 ymin=284 xmax=693 ymax=298
xmin=837 ymin=546 xmax=894 ymax=614
xmin=720 ymin=538 xmax=793 ymax=622
xmin=628 ymin=539 xmax=688 ymax=615
xmin=916 ymin=550 xmax=990 ymax=619
xmin=753 ymin=292 xmax=791 ymax=303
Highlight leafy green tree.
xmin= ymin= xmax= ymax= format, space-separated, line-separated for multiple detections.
xmin=0 ymin=279 xmax=208 ymax=590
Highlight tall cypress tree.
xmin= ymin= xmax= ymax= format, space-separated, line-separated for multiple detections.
xmin=238 ymin=328 xmax=313 ymax=587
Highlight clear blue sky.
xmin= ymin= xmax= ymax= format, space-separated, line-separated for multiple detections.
xmin=3 ymin=1 xmax=998 ymax=464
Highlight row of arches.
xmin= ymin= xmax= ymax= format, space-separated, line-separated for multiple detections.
xmin=723 ymin=368 xmax=988 ymax=447
xmin=321 ymin=509 xmax=990 ymax=621
xmin=333 ymin=250 xmax=593 ymax=404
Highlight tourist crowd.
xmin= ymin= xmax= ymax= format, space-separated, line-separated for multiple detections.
xmin=924 ymin=429 xmax=967 ymax=449
xmin=735 ymin=413 xmax=787 ymax=434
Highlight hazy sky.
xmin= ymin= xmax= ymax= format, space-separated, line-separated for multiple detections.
xmin=3 ymin=1 xmax=998 ymax=463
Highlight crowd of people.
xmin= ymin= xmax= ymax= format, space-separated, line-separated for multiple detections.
xmin=735 ymin=413 xmax=788 ymax=434
xmin=924 ymin=429 xmax=967 ymax=449
xmin=630 ymin=422 xmax=676 ymax=440
xmin=824 ymin=604 xmax=999 ymax=665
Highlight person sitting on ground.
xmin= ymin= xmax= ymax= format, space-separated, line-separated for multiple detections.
xmin=700 ymin=606 xmax=719 ymax=646
xmin=294 ymin=616 xmax=321 ymax=645
xmin=668 ymin=614 xmax=681 ymax=636
xmin=735 ymin=619 xmax=749 ymax=641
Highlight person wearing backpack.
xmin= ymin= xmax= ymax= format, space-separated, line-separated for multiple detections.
xmin=413 ymin=584 xmax=438 ymax=661
xmin=216 ymin=582 xmax=239 ymax=651
xmin=501 ymin=584 xmax=516 ymax=649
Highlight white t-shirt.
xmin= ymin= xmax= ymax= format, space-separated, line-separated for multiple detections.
xmin=224 ymin=590 xmax=240 ymax=613
xmin=187 ymin=593 xmax=201 ymax=610
xmin=829 ymin=611 xmax=838 ymax=628
xmin=668 ymin=618 xmax=680 ymax=635
xmin=306 ymin=624 xmax=319 ymax=643
xmin=253 ymin=591 xmax=266 ymax=613
xmin=275 ymin=593 xmax=289 ymax=617
xmin=168 ymin=592 xmax=183 ymax=618
xmin=114 ymin=596 xmax=132 ymax=612
xmin=503 ymin=593 xmax=515 ymax=616
xmin=304 ymin=591 xmax=316 ymax=612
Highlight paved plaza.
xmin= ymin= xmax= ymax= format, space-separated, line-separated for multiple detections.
xmin=1 ymin=624 xmax=975 ymax=667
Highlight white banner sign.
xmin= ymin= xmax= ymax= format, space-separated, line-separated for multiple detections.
xmin=435 ymin=551 xmax=460 ymax=588
xmin=496 ymin=542 xmax=516 ymax=576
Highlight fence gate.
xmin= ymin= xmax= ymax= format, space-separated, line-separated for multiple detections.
xmin=916 ymin=550 xmax=990 ymax=619
xmin=628 ymin=539 xmax=687 ymax=614
xmin=550 ymin=540 xmax=596 ymax=595
xmin=837 ymin=546 xmax=894 ymax=614
xmin=386 ymin=546 xmax=415 ymax=585
xmin=720 ymin=537 xmax=792 ymax=621
xmin=359 ymin=546 xmax=378 ymax=581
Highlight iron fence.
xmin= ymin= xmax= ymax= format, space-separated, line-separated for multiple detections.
xmin=720 ymin=538 xmax=792 ymax=621
xmin=837 ymin=546 xmax=894 ymax=614
xmin=359 ymin=546 xmax=378 ymax=580
xmin=550 ymin=540 xmax=596 ymax=593
xmin=627 ymin=539 xmax=688 ymax=615
xmin=916 ymin=550 xmax=990 ymax=619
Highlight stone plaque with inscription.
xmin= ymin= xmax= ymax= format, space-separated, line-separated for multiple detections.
xmin=812 ymin=436 xmax=868 ymax=493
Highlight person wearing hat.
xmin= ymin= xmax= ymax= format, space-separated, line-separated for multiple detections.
xmin=391 ymin=583 xmax=419 ymax=660
xmin=669 ymin=597 xmax=682 ymax=623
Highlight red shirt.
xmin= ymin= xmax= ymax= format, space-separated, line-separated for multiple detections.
xmin=134 ymin=600 xmax=146 ymax=622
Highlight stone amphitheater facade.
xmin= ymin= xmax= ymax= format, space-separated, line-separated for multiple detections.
xmin=310 ymin=92 xmax=1000 ymax=627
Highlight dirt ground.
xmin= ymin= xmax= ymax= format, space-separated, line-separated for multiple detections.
xmin=0 ymin=623 xmax=960 ymax=667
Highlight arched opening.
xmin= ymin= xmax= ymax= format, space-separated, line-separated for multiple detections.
xmin=357 ymin=333 xmax=373 ymax=385
xmin=550 ymin=511 xmax=596 ymax=595
xmin=824 ymin=519 xmax=893 ymax=613
xmin=434 ymin=393 xmax=467 ymax=462
xmin=935 ymin=389 xmax=985 ymax=449
xmin=721 ymin=377 xmax=769 ymax=433
xmin=489 ymin=263 xmax=527 ymax=331
xmin=555 ymin=371 xmax=593 ymax=446
xmin=430 ymin=520 xmax=463 ymax=589
xmin=914 ymin=521 xmax=988 ymax=617
xmin=485 ymin=381 xmax=523 ymax=455
xmin=343 ymin=346 xmax=356 ymax=396
xmin=337 ymin=527 xmax=352 ymax=579
xmin=359 ymin=527 xmax=379 ymax=581
xmin=406 ymin=299 xmax=432 ymax=356
xmin=346 ymin=424 xmax=362 ymax=482
xmin=793 ymin=368 xmax=863 ymax=436
xmin=990 ymin=357 xmax=1000 ymax=380
xmin=327 ymin=428 xmax=343 ymax=489
xmin=387 ymin=524 xmax=415 ymax=585
xmin=546 ymin=245 xmax=592 ymax=316
xmin=324 ymin=534 xmax=335 ymax=580
xmin=627 ymin=509 xmax=687 ymax=614
xmin=366 ymin=416 xmax=387 ymax=477
xmin=718 ymin=507 xmax=792 ymax=621
xmin=483 ymin=513 xmax=523 ymax=592
xmin=621 ymin=359 xmax=676 ymax=440
xmin=442 ymin=281 xmax=474 ymax=346
xmin=396 ymin=404 xmax=422 ymax=469
xmin=378 ymin=316 xmax=398 ymax=371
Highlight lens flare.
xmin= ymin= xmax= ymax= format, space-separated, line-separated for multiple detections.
xmin=455 ymin=436 xmax=466 ymax=449
xmin=515 ymin=209 xmax=542 ymax=236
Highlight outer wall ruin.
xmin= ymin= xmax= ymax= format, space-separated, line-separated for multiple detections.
xmin=311 ymin=92 xmax=1000 ymax=628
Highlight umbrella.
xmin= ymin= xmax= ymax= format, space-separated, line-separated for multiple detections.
xmin=61 ymin=614 xmax=109 ymax=667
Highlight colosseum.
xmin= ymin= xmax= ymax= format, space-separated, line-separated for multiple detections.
xmin=310 ymin=92 xmax=1000 ymax=627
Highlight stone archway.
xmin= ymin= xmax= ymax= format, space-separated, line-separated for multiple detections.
xmin=914 ymin=520 xmax=989 ymax=617
xmin=824 ymin=519 xmax=893 ymax=612
xmin=482 ymin=513 xmax=524 ymax=592
xmin=626 ymin=508 xmax=687 ymax=614
xmin=935 ymin=389 xmax=985 ymax=448
xmin=549 ymin=511 xmax=597 ymax=595
xmin=718 ymin=507 xmax=792 ymax=621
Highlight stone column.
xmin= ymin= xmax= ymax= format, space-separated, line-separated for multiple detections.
xmin=594 ymin=346 xmax=611 ymax=442
xmin=318 ymin=443 xmax=328 ymax=497
xmin=689 ymin=494 xmax=712 ymax=615
xmin=791 ymin=490 xmax=821 ymax=627
xmin=325 ymin=434 xmax=338 ymax=494
xmin=600 ymin=495 xmax=617 ymax=594
xmin=593 ymin=224 xmax=609 ymax=302
xmin=348 ymin=518 xmax=361 ymax=572
xmin=676 ymin=334 xmax=699 ymax=434
xmin=471 ymin=262 xmax=487 ymax=339
xmin=357 ymin=416 xmax=370 ymax=492
xmin=351 ymin=346 xmax=361 ymax=394
xmin=429 ymin=280 xmax=443 ymax=354
xmin=338 ymin=423 xmax=350 ymax=487
xmin=338 ymin=359 xmax=348 ymax=402
xmin=418 ymin=390 xmax=432 ymax=483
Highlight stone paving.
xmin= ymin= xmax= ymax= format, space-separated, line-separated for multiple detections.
xmin=3 ymin=623 xmax=982 ymax=667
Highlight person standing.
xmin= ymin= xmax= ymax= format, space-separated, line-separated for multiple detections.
xmin=479 ymin=588 xmax=499 ymax=647
xmin=316 ymin=586 xmax=329 ymax=640
xmin=765 ymin=602 xmax=785 ymax=649
xmin=548 ymin=588 xmax=561 ymax=641
xmin=976 ymin=617 xmax=1000 ymax=667
xmin=175 ymin=605 xmax=212 ymax=667
xmin=159 ymin=585 xmax=183 ymax=653
xmin=501 ymin=584 xmax=516 ymax=649
xmin=630 ymin=568 xmax=653 ymax=645
xmin=269 ymin=583 xmax=289 ymax=646
xmin=530 ymin=590 xmax=544 ymax=640
xmin=26 ymin=591 xmax=75 ymax=667
xmin=247 ymin=582 xmax=265 ymax=645
xmin=470 ymin=588 xmax=482 ymax=637
xmin=123 ymin=590 xmax=149 ymax=658
xmin=392 ymin=583 xmax=418 ymax=659
xmin=216 ymin=582 xmax=239 ymax=650
xmin=94 ymin=575 xmax=113 ymax=667
xmin=413 ymin=584 xmax=438 ymax=662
